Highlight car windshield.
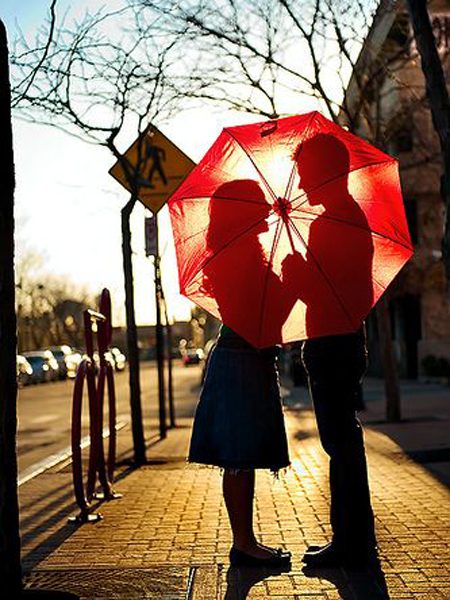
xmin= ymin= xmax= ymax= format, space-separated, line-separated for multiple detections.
xmin=26 ymin=356 xmax=45 ymax=365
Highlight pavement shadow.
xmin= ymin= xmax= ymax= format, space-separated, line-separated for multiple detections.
xmin=21 ymin=470 xmax=133 ymax=571
xmin=223 ymin=564 xmax=291 ymax=599
xmin=21 ymin=504 xmax=82 ymax=571
xmin=302 ymin=563 xmax=390 ymax=599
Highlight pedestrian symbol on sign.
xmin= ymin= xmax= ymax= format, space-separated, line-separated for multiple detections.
xmin=139 ymin=134 xmax=168 ymax=189
xmin=109 ymin=123 xmax=196 ymax=214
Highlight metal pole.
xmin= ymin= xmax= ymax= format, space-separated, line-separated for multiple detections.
xmin=162 ymin=294 xmax=175 ymax=428
xmin=154 ymin=215 xmax=167 ymax=438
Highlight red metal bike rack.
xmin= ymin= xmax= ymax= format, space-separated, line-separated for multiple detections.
xmin=70 ymin=289 xmax=121 ymax=523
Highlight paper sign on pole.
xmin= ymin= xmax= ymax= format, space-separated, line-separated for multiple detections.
xmin=145 ymin=216 xmax=158 ymax=257
xmin=109 ymin=124 xmax=196 ymax=214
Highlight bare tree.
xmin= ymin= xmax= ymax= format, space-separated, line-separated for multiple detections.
xmin=136 ymin=0 xmax=420 ymax=419
xmin=15 ymin=251 xmax=93 ymax=352
xmin=14 ymin=0 xmax=443 ymax=424
xmin=11 ymin=2 xmax=190 ymax=463
xmin=406 ymin=0 xmax=450 ymax=294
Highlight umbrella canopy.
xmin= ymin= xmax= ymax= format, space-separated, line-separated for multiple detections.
xmin=168 ymin=111 xmax=413 ymax=348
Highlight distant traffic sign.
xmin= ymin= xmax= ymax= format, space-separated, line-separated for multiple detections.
xmin=109 ymin=124 xmax=196 ymax=214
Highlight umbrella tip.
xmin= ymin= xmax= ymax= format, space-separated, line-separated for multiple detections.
xmin=260 ymin=121 xmax=278 ymax=137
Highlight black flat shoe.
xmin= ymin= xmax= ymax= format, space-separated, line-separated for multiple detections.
xmin=230 ymin=547 xmax=291 ymax=568
xmin=302 ymin=543 xmax=378 ymax=570
xmin=305 ymin=543 xmax=326 ymax=554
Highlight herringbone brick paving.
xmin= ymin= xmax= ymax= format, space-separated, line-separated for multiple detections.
xmin=19 ymin=400 xmax=450 ymax=598
xmin=19 ymin=374 xmax=450 ymax=598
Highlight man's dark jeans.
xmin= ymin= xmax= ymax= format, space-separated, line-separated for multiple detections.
xmin=302 ymin=332 xmax=376 ymax=554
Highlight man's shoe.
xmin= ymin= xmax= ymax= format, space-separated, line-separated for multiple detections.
xmin=304 ymin=543 xmax=327 ymax=554
xmin=230 ymin=547 xmax=291 ymax=568
xmin=302 ymin=543 xmax=378 ymax=570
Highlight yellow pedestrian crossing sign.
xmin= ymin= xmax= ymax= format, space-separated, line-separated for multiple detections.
xmin=109 ymin=124 xmax=196 ymax=214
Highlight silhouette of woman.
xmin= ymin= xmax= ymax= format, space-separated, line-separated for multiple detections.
xmin=188 ymin=179 xmax=292 ymax=568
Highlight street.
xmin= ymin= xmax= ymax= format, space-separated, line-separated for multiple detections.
xmin=17 ymin=360 xmax=202 ymax=481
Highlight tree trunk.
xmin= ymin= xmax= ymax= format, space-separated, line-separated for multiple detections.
xmin=372 ymin=83 xmax=402 ymax=422
xmin=377 ymin=297 xmax=401 ymax=422
xmin=406 ymin=0 xmax=450 ymax=292
xmin=121 ymin=198 xmax=146 ymax=464
xmin=0 ymin=19 xmax=23 ymax=597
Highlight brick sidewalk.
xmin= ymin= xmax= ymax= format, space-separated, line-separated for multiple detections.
xmin=20 ymin=395 xmax=450 ymax=599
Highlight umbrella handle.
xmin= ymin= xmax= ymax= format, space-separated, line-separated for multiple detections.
xmin=275 ymin=196 xmax=296 ymax=254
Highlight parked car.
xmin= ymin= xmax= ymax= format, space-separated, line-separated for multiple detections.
xmin=64 ymin=349 xmax=83 ymax=378
xmin=110 ymin=347 xmax=127 ymax=371
xmin=17 ymin=355 xmax=33 ymax=387
xmin=92 ymin=351 xmax=116 ymax=371
xmin=183 ymin=348 xmax=204 ymax=366
xmin=48 ymin=345 xmax=82 ymax=379
xmin=22 ymin=350 xmax=59 ymax=383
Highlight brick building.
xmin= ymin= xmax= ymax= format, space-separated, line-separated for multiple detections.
xmin=342 ymin=0 xmax=450 ymax=378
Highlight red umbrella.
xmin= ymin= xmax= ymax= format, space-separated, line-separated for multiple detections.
xmin=168 ymin=111 xmax=413 ymax=348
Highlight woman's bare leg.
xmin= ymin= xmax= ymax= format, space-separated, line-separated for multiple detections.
xmin=223 ymin=470 xmax=276 ymax=558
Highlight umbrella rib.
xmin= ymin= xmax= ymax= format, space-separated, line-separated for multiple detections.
xmin=187 ymin=213 xmax=274 ymax=283
xmin=171 ymin=194 xmax=272 ymax=208
xmin=289 ymin=158 xmax=395 ymax=210
xmin=284 ymin=111 xmax=316 ymax=202
xmin=173 ymin=195 xmax=277 ymax=248
xmin=256 ymin=217 xmax=284 ymax=346
xmin=291 ymin=210 xmax=413 ymax=252
xmin=287 ymin=216 xmax=358 ymax=330
xmin=284 ymin=155 xmax=299 ymax=203
xmin=174 ymin=224 xmax=210 ymax=248
xmin=224 ymin=129 xmax=278 ymax=203
xmin=372 ymin=274 xmax=387 ymax=294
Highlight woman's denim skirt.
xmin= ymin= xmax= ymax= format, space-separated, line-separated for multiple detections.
xmin=188 ymin=336 xmax=290 ymax=471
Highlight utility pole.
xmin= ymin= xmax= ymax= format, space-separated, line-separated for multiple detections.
xmin=154 ymin=216 xmax=167 ymax=438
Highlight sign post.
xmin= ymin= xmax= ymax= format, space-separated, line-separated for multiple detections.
xmin=145 ymin=215 xmax=166 ymax=438
xmin=110 ymin=124 xmax=195 ymax=441
xmin=162 ymin=292 xmax=176 ymax=428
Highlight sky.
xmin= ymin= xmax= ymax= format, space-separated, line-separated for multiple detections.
xmin=2 ymin=0 xmax=318 ymax=328
xmin=2 ymin=0 xmax=253 ymax=327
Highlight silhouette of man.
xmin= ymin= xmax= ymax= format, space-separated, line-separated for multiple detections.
xmin=289 ymin=134 xmax=378 ymax=569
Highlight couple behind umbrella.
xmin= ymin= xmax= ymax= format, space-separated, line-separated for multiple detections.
xmin=188 ymin=134 xmax=378 ymax=569
xmin=200 ymin=132 xmax=375 ymax=343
